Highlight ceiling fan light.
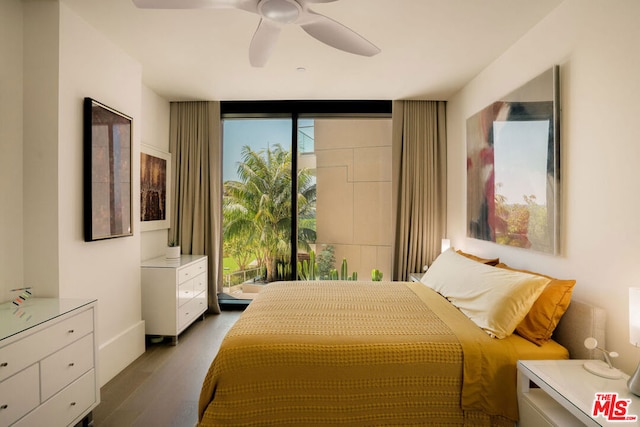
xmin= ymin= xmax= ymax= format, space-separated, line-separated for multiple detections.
xmin=258 ymin=0 xmax=301 ymax=24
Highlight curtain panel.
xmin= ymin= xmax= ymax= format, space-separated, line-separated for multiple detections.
xmin=169 ymin=101 xmax=222 ymax=313
xmin=392 ymin=100 xmax=447 ymax=281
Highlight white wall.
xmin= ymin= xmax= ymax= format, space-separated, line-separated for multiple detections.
xmin=57 ymin=2 xmax=146 ymax=386
xmin=0 ymin=0 xmax=24 ymax=303
xmin=17 ymin=1 xmax=175 ymax=387
xmin=4 ymin=0 xmax=171 ymax=386
xmin=447 ymin=0 xmax=640 ymax=375
xmin=23 ymin=0 xmax=60 ymax=297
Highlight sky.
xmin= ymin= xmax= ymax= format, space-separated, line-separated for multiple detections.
xmin=222 ymin=118 xmax=314 ymax=182
xmin=493 ymin=120 xmax=550 ymax=205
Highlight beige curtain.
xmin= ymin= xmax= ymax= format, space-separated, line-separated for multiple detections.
xmin=392 ymin=100 xmax=447 ymax=281
xmin=169 ymin=101 xmax=222 ymax=314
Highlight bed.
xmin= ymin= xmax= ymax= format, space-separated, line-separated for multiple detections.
xmin=198 ymin=250 xmax=605 ymax=426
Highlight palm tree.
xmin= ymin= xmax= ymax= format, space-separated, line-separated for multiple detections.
xmin=223 ymin=144 xmax=316 ymax=282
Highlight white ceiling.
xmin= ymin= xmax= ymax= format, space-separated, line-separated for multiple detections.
xmin=61 ymin=0 xmax=562 ymax=102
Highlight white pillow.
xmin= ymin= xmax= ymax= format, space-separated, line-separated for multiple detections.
xmin=421 ymin=249 xmax=550 ymax=338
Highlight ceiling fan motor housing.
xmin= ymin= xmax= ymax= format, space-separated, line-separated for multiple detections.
xmin=258 ymin=0 xmax=301 ymax=24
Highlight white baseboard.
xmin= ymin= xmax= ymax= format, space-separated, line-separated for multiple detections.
xmin=98 ymin=320 xmax=145 ymax=387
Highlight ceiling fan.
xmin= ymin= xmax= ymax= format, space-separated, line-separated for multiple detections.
xmin=132 ymin=0 xmax=381 ymax=67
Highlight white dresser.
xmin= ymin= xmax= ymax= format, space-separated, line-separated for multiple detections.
xmin=0 ymin=298 xmax=99 ymax=427
xmin=141 ymin=255 xmax=208 ymax=344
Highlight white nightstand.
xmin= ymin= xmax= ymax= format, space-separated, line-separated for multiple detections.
xmin=408 ymin=272 xmax=424 ymax=282
xmin=517 ymin=359 xmax=640 ymax=426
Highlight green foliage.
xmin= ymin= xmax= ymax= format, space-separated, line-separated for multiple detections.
xmin=298 ymin=250 xmax=319 ymax=280
xmin=223 ymin=144 xmax=316 ymax=282
xmin=277 ymin=261 xmax=291 ymax=281
xmin=317 ymin=245 xmax=336 ymax=279
xmin=223 ymin=257 xmax=239 ymax=271
xmin=340 ymin=258 xmax=348 ymax=280
xmin=223 ymin=233 xmax=255 ymax=272
xmin=371 ymin=269 xmax=383 ymax=281
xmin=494 ymin=190 xmax=550 ymax=252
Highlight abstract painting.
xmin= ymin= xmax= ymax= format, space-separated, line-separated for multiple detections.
xmin=84 ymin=98 xmax=133 ymax=241
xmin=140 ymin=144 xmax=171 ymax=232
xmin=466 ymin=66 xmax=560 ymax=254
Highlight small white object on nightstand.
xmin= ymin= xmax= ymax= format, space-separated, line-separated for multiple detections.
xmin=582 ymin=337 xmax=622 ymax=380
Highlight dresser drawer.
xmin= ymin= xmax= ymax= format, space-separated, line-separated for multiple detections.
xmin=178 ymin=280 xmax=194 ymax=307
xmin=178 ymin=294 xmax=207 ymax=331
xmin=41 ymin=333 xmax=94 ymax=401
xmin=177 ymin=259 xmax=207 ymax=284
xmin=0 ymin=364 xmax=39 ymax=426
xmin=14 ymin=369 xmax=96 ymax=427
xmin=0 ymin=308 xmax=94 ymax=382
xmin=193 ymin=272 xmax=207 ymax=295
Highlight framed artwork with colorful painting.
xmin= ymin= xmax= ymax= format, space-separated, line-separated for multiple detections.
xmin=466 ymin=66 xmax=560 ymax=254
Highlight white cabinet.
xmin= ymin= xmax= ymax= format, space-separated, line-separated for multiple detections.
xmin=517 ymin=359 xmax=640 ymax=427
xmin=0 ymin=299 xmax=99 ymax=427
xmin=141 ymin=255 xmax=208 ymax=343
xmin=408 ymin=272 xmax=424 ymax=282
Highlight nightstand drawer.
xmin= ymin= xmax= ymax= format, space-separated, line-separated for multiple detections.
xmin=40 ymin=333 xmax=94 ymax=401
xmin=519 ymin=389 xmax=583 ymax=427
xmin=0 ymin=364 xmax=39 ymax=426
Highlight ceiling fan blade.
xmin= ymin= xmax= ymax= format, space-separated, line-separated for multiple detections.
xmin=249 ymin=19 xmax=282 ymax=67
xmin=132 ymin=0 xmax=254 ymax=10
xmin=299 ymin=10 xmax=380 ymax=57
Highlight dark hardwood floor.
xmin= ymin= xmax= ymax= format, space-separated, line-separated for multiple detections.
xmin=93 ymin=310 xmax=243 ymax=427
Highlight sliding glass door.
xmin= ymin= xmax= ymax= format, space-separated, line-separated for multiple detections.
xmin=221 ymin=118 xmax=293 ymax=298
xmin=220 ymin=102 xmax=392 ymax=300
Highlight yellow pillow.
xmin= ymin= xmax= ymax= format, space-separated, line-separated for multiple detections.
xmin=496 ymin=263 xmax=575 ymax=346
xmin=421 ymin=250 xmax=550 ymax=338
xmin=456 ymin=249 xmax=500 ymax=266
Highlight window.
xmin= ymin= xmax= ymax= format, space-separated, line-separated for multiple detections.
xmin=220 ymin=101 xmax=392 ymax=300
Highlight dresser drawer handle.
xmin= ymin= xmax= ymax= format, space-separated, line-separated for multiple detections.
xmin=70 ymin=402 xmax=76 ymax=407
xmin=69 ymin=362 xmax=75 ymax=367
xmin=0 ymin=362 xmax=7 ymax=367
xmin=1 ymin=404 xmax=8 ymax=410
xmin=68 ymin=329 xmax=75 ymax=334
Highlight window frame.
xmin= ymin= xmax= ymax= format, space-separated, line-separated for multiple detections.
xmin=221 ymin=100 xmax=392 ymax=280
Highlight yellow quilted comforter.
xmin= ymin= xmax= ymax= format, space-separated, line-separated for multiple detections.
xmin=199 ymin=281 xmax=568 ymax=426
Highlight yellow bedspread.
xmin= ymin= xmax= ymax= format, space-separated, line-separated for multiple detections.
xmin=199 ymin=281 xmax=568 ymax=426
